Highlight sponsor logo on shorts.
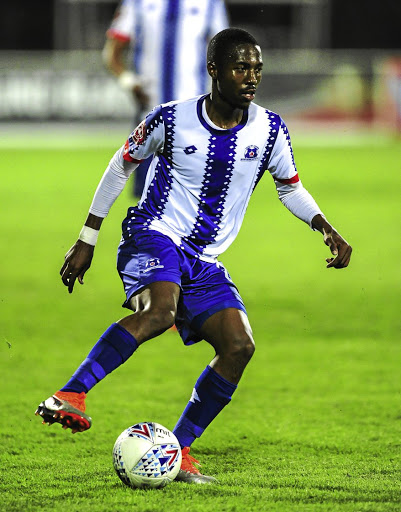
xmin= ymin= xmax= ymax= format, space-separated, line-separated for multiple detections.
xmin=143 ymin=257 xmax=164 ymax=273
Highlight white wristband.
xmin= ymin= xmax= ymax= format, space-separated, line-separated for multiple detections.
xmin=118 ymin=71 xmax=140 ymax=91
xmin=79 ymin=226 xmax=99 ymax=246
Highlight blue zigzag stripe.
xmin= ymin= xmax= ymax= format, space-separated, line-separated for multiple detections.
xmin=182 ymin=131 xmax=238 ymax=254
xmin=252 ymin=110 xmax=281 ymax=192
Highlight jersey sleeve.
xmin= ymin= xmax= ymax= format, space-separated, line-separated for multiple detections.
xmin=267 ymin=117 xmax=299 ymax=185
xmin=268 ymin=117 xmax=324 ymax=228
xmin=210 ymin=0 xmax=230 ymax=34
xmin=106 ymin=0 xmax=135 ymax=42
xmin=123 ymin=105 xmax=165 ymax=163
xmin=89 ymin=146 xmax=137 ymax=218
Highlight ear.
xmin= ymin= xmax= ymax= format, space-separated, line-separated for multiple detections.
xmin=207 ymin=61 xmax=218 ymax=80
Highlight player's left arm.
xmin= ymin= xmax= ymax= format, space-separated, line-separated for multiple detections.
xmin=310 ymin=214 xmax=352 ymax=268
xmin=268 ymin=117 xmax=352 ymax=269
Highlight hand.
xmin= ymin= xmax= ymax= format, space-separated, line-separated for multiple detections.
xmin=323 ymin=229 xmax=352 ymax=269
xmin=60 ymin=240 xmax=94 ymax=293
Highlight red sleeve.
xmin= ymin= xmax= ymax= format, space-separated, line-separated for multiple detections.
xmin=123 ymin=140 xmax=143 ymax=163
xmin=275 ymin=174 xmax=299 ymax=185
xmin=106 ymin=29 xmax=131 ymax=43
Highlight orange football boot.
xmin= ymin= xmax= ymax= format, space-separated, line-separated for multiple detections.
xmin=35 ymin=391 xmax=91 ymax=433
xmin=175 ymin=447 xmax=217 ymax=484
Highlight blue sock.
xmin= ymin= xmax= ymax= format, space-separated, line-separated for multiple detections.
xmin=61 ymin=323 xmax=138 ymax=393
xmin=173 ymin=365 xmax=237 ymax=448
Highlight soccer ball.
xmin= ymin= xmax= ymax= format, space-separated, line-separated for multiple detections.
xmin=113 ymin=422 xmax=182 ymax=489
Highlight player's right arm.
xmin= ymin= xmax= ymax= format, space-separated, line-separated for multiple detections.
xmin=60 ymin=214 xmax=102 ymax=293
xmin=60 ymin=145 xmax=135 ymax=294
xmin=60 ymin=110 xmax=165 ymax=293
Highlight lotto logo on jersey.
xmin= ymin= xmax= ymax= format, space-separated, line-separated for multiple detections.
xmin=242 ymin=145 xmax=259 ymax=160
xmin=132 ymin=120 xmax=146 ymax=145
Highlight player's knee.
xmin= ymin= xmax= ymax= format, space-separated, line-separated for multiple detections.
xmin=145 ymin=306 xmax=176 ymax=333
xmin=241 ymin=336 xmax=255 ymax=363
xmin=229 ymin=334 xmax=255 ymax=366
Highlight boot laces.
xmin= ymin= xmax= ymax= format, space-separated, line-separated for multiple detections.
xmin=181 ymin=447 xmax=201 ymax=474
xmin=55 ymin=391 xmax=86 ymax=412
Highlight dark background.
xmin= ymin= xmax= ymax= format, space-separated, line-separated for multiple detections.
xmin=1 ymin=0 xmax=401 ymax=51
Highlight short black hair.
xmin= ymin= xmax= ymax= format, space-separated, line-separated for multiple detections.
xmin=207 ymin=28 xmax=259 ymax=67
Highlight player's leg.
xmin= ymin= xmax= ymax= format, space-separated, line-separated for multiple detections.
xmin=174 ymin=307 xmax=254 ymax=483
xmin=60 ymin=280 xmax=180 ymax=393
xmin=171 ymin=251 xmax=254 ymax=482
xmin=174 ymin=307 xmax=254 ymax=445
xmin=119 ymin=281 xmax=180 ymax=342
xmin=201 ymin=307 xmax=254 ymax=384
xmin=35 ymin=281 xmax=180 ymax=433
xmin=36 ymin=230 xmax=182 ymax=432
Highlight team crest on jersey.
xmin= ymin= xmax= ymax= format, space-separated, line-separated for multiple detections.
xmin=143 ymin=257 xmax=164 ymax=273
xmin=242 ymin=145 xmax=259 ymax=160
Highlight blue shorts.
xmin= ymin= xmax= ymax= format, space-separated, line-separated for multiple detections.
xmin=117 ymin=229 xmax=246 ymax=345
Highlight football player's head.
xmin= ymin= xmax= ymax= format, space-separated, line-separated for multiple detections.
xmin=207 ymin=28 xmax=263 ymax=109
xmin=207 ymin=28 xmax=259 ymax=69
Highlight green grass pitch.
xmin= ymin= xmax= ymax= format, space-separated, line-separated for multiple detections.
xmin=0 ymin=130 xmax=400 ymax=511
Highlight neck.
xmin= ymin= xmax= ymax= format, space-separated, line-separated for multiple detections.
xmin=205 ymin=88 xmax=245 ymax=130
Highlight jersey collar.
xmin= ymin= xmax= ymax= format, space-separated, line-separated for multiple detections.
xmin=197 ymin=94 xmax=249 ymax=135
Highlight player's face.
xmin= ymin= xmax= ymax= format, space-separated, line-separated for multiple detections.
xmin=216 ymin=44 xmax=263 ymax=109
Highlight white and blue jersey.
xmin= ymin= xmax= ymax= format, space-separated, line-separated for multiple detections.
xmin=107 ymin=0 xmax=228 ymax=106
xmin=120 ymin=95 xmax=313 ymax=262
xmin=88 ymin=94 xmax=323 ymax=340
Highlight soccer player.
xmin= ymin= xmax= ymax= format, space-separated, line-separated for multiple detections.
xmin=36 ymin=28 xmax=352 ymax=484
xmin=103 ymin=0 xmax=229 ymax=197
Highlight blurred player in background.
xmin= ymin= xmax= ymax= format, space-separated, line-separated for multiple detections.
xmin=103 ymin=0 xmax=229 ymax=197
xmin=36 ymin=28 xmax=352 ymax=484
